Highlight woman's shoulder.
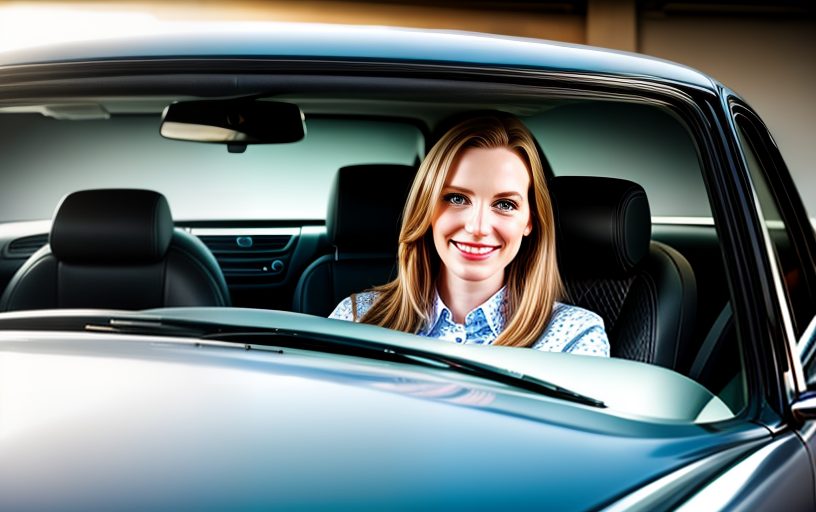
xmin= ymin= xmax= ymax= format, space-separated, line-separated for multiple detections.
xmin=549 ymin=302 xmax=605 ymax=327
xmin=328 ymin=291 xmax=380 ymax=321
xmin=532 ymin=302 xmax=609 ymax=356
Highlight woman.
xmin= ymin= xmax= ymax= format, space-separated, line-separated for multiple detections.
xmin=330 ymin=114 xmax=608 ymax=356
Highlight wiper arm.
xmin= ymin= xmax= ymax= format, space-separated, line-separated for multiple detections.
xmin=84 ymin=316 xmax=605 ymax=409
xmin=419 ymin=353 xmax=606 ymax=409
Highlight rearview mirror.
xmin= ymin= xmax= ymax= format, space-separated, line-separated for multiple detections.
xmin=160 ymin=99 xmax=305 ymax=148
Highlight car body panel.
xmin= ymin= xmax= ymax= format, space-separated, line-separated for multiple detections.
xmin=0 ymin=23 xmax=713 ymax=89
xmin=0 ymin=307 xmax=735 ymax=422
xmin=0 ymin=329 xmax=772 ymax=510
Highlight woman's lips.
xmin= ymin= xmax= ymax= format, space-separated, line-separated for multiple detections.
xmin=451 ymin=240 xmax=500 ymax=260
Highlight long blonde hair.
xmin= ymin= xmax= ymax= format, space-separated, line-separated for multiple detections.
xmin=360 ymin=114 xmax=563 ymax=347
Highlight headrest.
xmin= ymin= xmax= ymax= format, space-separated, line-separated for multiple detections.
xmin=50 ymin=189 xmax=174 ymax=264
xmin=327 ymin=164 xmax=416 ymax=252
xmin=551 ymin=176 xmax=651 ymax=278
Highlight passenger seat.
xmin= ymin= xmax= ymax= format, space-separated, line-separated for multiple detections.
xmin=292 ymin=164 xmax=415 ymax=316
xmin=0 ymin=189 xmax=231 ymax=311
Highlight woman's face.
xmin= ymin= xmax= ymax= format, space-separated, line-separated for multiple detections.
xmin=431 ymin=146 xmax=533 ymax=289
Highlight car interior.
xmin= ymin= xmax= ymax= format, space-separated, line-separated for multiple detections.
xmin=0 ymin=75 xmax=752 ymax=416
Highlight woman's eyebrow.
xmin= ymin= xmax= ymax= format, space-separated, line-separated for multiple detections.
xmin=443 ymin=186 xmax=524 ymax=200
xmin=442 ymin=185 xmax=474 ymax=194
xmin=494 ymin=192 xmax=524 ymax=200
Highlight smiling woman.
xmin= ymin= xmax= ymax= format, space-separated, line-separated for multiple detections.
xmin=432 ymin=146 xmax=533 ymax=305
xmin=330 ymin=114 xmax=609 ymax=355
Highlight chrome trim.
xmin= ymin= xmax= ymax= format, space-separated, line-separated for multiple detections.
xmin=650 ymin=217 xmax=801 ymax=231
xmin=603 ymin=441 xmax=765 ymax=511
xmin=762 ymin=225 xmax=803 ymax=398
xmin=674 ymin=441 xmax=780 ymax=511
xmin=791 ymin=392 xmax=816 ymax=422
xmin=651 ymin=216 xmax=714 ymax=226
xmin=796 ymin=315 xmax=816 ymax=386
xmin=603 ymin=455 xmax=712 ymax=511
xmin=300 ymin=225 xmax=327 ymax=236
xmin=731 ymin=114 xmax=805 ymax=398
xmin=188 ymin=227 xmax=300 ymax=236
xmin=796 ymin=314 xmax=816 ymax=355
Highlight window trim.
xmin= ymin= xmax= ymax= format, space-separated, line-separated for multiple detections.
xmin=730 ymin=102 xmax=813 ymax=405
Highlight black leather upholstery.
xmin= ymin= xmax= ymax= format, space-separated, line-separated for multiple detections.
xmin=552 ymin=176 xmax=696 ymax=370
xmin=552 ymin=177 xmax=650 ymax=277
xmin=0 ymin=189 xmax=231 ymax=311
xmin=50 ymin=189 xmax=174 ymax=263
xmin=293 ymin=164 xmax=416 ymax=316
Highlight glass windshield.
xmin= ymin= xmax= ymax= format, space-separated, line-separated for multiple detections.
xmin=0 ymin=93 xmax=746 ymax=423
xmin=0 ymin=115 xmax=422 ymax=222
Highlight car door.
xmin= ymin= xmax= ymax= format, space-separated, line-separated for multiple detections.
xmin=729 ymin=99 xmax=816 ymax=498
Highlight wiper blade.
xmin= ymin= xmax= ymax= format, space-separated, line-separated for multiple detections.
xmin=86 ymin=318 xmax=210 ymax=337
xmin=83 ymin=316 xmax=605 ymax=409
xmin=423 ymin=353 xmax=606 ymax=408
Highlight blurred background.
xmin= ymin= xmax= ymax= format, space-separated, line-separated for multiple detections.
xmin=1 ymin=0 xmax=814 ymax=212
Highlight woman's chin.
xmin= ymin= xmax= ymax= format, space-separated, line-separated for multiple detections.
xmin=446 ymin=266 xmax=504 ymax=285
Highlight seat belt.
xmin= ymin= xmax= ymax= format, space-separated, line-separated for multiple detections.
xmin=689 ymin=303 xmax=733 ymax=381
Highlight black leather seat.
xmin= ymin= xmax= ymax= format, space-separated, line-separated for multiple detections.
xmin=0 ymin=189 xmax=231 ymax=311
xmin=293 ymin=164 xmax=415 ymax=316
xmin=551 ymin=176 xmax=696 ymax=370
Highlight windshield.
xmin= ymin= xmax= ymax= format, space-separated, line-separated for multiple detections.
xmin=0 ymin=77 xmax=745 ymax=424
xmin=0 ymin=116 xmax=422 ymax=222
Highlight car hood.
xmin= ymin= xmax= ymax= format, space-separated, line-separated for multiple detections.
xmin=0 ymin=327 xmax=767 ymax=511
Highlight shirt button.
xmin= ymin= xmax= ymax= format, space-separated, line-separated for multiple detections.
xmin=456 ymin=337 xmax=463 ymax=343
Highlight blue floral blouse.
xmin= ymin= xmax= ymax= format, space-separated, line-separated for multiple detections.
xmin=329 ymin=287 xmax=609 ymax=357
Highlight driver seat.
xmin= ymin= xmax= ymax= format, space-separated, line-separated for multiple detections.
xmin=552 ymin=176 xmax=696 ymax=370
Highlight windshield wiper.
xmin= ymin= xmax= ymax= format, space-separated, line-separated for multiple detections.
xmin=83 ymin=316 xmax=605 ymax=409
xmin=403 ymin=349 xmax=606 ymax=409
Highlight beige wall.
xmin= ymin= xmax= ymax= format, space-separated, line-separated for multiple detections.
xmin=640 ymin=15 xmax=816 ymax=215
xmin=11 ymin=1 xmax=584 ymax=42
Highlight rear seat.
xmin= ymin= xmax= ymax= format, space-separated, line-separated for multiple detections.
xmin=292 ymin=164 xmax=415 ymax=316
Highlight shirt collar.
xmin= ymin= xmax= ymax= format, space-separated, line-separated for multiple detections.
xmin=428 ymin=286 xmax=507 ymax=335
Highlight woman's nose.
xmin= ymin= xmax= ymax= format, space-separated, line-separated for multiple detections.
xmin=464 ymin=204 xmax=490 ymax=237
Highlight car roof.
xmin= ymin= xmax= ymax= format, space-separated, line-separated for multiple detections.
xmin=0 ymin=22 xmax=716 ymax=90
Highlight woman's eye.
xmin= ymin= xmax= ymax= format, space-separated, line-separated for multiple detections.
xmin=494 ymin=199 xmax=518 ymax=212
xmin=444 ymin=193 xmax=468 ymax=206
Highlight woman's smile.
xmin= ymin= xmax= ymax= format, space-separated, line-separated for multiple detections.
xmin=450 ymin=240 xmax=501 ymax=259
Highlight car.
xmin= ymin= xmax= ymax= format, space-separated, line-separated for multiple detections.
xmin=1 ymin=21 xmax=815 ymax=510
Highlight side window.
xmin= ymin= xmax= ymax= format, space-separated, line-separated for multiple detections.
xmin=735 ymin=115 xmax=816 ymax=340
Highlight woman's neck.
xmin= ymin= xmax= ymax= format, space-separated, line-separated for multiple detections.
xmin=437 ymin=271 xmax=504 ymax=324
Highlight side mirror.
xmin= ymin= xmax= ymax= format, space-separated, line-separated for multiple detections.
xmin=791 ymin=391 xmax=816 ymax=423
xmin=160 ymin=99 xmax=305 ymax=151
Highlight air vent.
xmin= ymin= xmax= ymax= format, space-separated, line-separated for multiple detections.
xmin=191 ymin=229 xmax=298 ymax=286
xmin=4 ymin=234 xmax=48 ymax=259
xmin=197 ymin=235 xmax=292 ymax=254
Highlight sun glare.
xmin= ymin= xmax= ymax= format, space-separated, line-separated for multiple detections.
xmin=0 ymin=5 xmax=165 ymax=52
